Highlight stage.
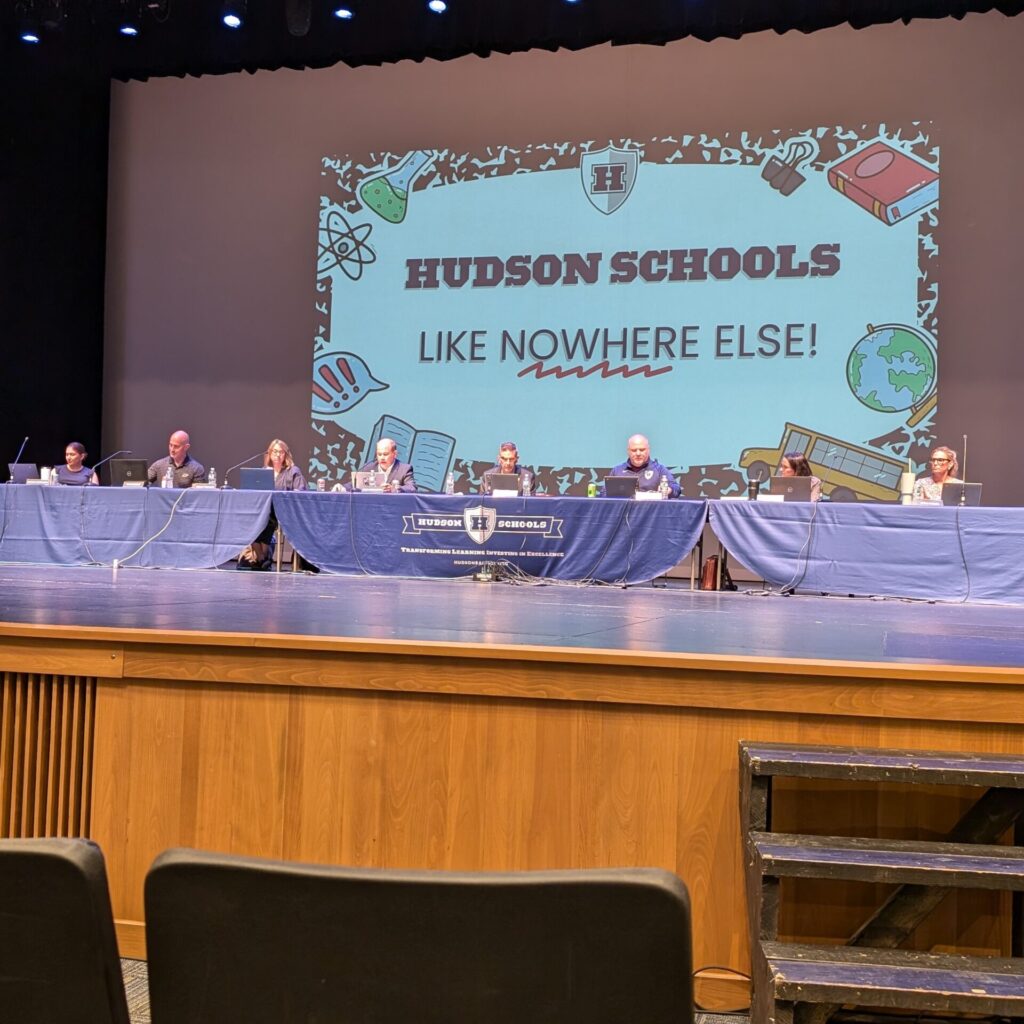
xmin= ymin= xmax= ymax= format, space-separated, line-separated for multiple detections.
xmin=2 ymin=564 xmax=1023 ymax=1008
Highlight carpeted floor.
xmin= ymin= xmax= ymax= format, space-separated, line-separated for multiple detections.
xmin=120 ymin=959 xmax=746 ymax=1024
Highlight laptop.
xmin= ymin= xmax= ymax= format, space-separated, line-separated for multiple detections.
xmin=604 ymin=475 xmax=639 ymax=498
xmin=109 ymin=458 xmax=150 ymax=487
xmin=941 ymin=482 xmax=983 ymax=507
xmin=771 ymin=475 xmax=813 ymax=502
xmin=351 ymin=470 xmax=388 ymax=492
xmin=483 ymin=472 xmax=521 ymax=496
xmin=7 ymin=462 xmax=39 ymax=484
xmin=239 ymin=467 xmax=275 ymax=490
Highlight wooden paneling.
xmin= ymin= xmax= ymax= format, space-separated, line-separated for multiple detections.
xmin=3 ymin=624 xmax=1023 ymax=1004
xmin=1 ymin=672 xmax=96 ymax=838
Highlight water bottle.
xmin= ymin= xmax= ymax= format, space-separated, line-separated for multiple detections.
xmin=208 ymin=466 xmax=217 ymax=488
xmin=163 ymin=464 xmax=174 ymax=489
xmin=522 ymin=472 xmax=532 ymax=498
xmin=50 ymin=466 xmax=60 ymax=485
xmin=444 ymin=472 xmax=455 ymax=495
xmin=316 ymin=477 xmax=326 ymax=492
xmin=658 ymin=474 xmax=670 ymax=499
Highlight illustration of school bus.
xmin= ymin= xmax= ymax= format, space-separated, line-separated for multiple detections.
xmin=739 ymin=423 xmax=904 ymax=502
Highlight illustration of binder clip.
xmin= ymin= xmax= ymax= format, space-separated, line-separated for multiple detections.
xmin=761 ymin=137 xmax=818 ymax=196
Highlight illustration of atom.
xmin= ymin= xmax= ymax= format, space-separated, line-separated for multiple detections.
xmin=317 ymin=208 xmax=376 ymax=281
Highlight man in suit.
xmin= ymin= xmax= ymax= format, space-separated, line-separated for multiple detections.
xmin=361 ymin=438 xmax=416 ymax=493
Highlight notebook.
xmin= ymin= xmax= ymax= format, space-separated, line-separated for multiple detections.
xmin=109 ymin=458 xmax=150 ymax=487
xmin=239 ymin=467 xmax=275 ymax=490
xmin=484 ymin=473 xmax=521 ymax=496
xmin=603 ymin=475 xmax=639 ymax=498
xmin=941 ymin=482 xmax=983 ymax=507
xmin=771 ymin=475 xmax=813 ymax=502
xmin=351 ymin=470 xmax=388 ymax=492
xmin=7 ymin=462 xmax=39 ymax=484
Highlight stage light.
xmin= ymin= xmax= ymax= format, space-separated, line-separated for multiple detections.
xmin=221 ymin=0 xmax=246 ymax=28
xmin=427 ymin=0 xmax=447 ymax=11
xmin=15 ymin=0 xmax=44 ymax=41
xmin=118 ymin=0 xmax=141 ymax=35
xmin=333 ymin=6 xmax=354 ymax=18
xmin=20 ymin=29 xmax=41 ymax=43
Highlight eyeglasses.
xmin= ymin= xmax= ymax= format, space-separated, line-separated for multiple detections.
xmin=930 ymin=457 xmax=951 ymax=463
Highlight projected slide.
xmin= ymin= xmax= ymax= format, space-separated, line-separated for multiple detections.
xmin=310 ymin=122 xmax=938 ymax=498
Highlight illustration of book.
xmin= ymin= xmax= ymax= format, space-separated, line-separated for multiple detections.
xmin=827 ymin=142 xmax=938 ymax=225
xmin=366 ymin=414 xmax=455 ymax=493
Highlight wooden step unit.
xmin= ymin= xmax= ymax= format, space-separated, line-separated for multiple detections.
xmin=740 ymin=741 xmax=1024 ymax=1024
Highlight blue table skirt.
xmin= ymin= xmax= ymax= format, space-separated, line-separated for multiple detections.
xmin=273 ymin=492 xmax=708 ymax=583
xmin=709 ymin=500 xmax=1024 ymax=605
xmin=0 ymin=485 xmax=273 ymax=569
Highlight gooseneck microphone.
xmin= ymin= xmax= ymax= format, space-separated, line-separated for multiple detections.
xmin=958 ymin=433 xmax=969 ymax=506
xmin=89 ymin=450 xmax=133 ymax=483
xmin=221 ymin=452 xmax=266 ymax=488
xmin=12 ymin=436 xmax=29 ymax=465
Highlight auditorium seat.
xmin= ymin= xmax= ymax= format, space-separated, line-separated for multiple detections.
xmin=0 ymin=837 xmax=130 ymax=1024
xmin=145 ymin=848 xmax=693 ymax=1024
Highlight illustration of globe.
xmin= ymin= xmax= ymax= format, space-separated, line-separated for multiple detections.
xmin=846 ymin=323 xmax=936 ymax=413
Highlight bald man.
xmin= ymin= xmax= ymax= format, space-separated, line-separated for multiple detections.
xmin=607 ymin=433 xmax=680 ymax=498
xmin=147 ymin=430 xmax=207 ymax=488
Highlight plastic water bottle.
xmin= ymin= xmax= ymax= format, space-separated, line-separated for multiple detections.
xmin=522 ymin=472 xmax=532 ymax=498
xmin=316 ymin=477 xmax=326 ymax=492
xmin=162 ymin=464 xmax=174 ymax=489
xmin=658 ymin=474 xmax=670 ymax=499
xmin=50 ymin=467 xmax=60 ymax=485
xmin=444 ymin=472 xmax=455 ymax=495
xmin=208 ymin=466 xmax=217 ymax=488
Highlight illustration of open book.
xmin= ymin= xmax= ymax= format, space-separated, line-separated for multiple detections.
xmin=365 ymin=414 xmax=456 ymax=493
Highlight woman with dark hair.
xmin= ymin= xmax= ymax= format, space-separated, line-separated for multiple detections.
xmin=912 ymin=445 xmax=960 ymax=504
xmin=54 ymin=441 xmax=98 ymax=485
xmin=778 ymin=451 xmax=821 ymax=501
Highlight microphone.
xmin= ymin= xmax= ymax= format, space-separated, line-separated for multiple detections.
xmin=221 ymin=451 xmax=265 ymax=488
xmin=12 ymin=436 xmax=29 ymax=465
xmin=89 ymin=450 xmax=132 ymax=485
xmin=958 ymin=433 xmax=969 ymax=506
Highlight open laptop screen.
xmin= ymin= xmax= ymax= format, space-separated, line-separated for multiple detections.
xmin=109 ymin=458 xmax=149 ymax=487
xmin=7 ymin=463 xmax=39 ymax=484
xmin=770 ymin=475 xmax=813 ymax=501
xmin=604 ymin=475 xmax=639 ymax=498
xmin=941 ymin=482 xmax=983 ymax=506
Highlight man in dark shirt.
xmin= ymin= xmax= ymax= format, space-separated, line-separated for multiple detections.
xmin=360 ymin=438 xmax=416 ymax=493
xmin=608 ymin=433 xmax=680 ymax=497
xmin=480 ymin=441 xmax=534 ymax=494
xmin=147 ymin=430 xmax=207 ymax=487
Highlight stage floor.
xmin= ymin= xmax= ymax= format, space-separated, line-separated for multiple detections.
xmin=1 ymin=564 xmax=1023 ymax=669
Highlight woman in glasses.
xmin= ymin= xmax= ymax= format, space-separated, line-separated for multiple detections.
xmin=777 ymin=452 xmax=821 ymax=501
xmin=239 ymin=439 xmax=307 ymax=569
xmin=912 ymin=445 xmax=960 ymax=504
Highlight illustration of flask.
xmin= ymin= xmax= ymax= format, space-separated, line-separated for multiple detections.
xmin=358 ymin=150 xmax=435 ymax=224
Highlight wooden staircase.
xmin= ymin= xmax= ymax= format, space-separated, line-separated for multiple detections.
xmin=740 ymin=741 xmax=1024 ymax=1024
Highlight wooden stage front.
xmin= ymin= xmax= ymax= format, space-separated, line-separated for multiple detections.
xmin=2 ymin=565 xmax=1023 ymax=1007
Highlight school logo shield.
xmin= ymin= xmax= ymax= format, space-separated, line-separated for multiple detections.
xmin=463 ymin=505 xmax=497 ymax=545
xmin=581 ymin=146 xmax=639 ymax=215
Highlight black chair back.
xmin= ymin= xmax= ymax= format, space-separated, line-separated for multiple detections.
xmin=0 ymin=837 xmax=129 ymax=1024
xmin=146 ymin=848 xmax=693 ymax=1024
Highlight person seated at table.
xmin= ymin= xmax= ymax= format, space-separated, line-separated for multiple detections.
xmin=54 ymin=441 xmax=98 ymax=486
xmin=912 ymin=445 xmax=961 ymax=504
xmin=147 ymin=430 xmax=206 ymax=488
xmin=606 ymin=433 xmax=680 ymax=497
xmin=360 ymin=438 xmax=416 ymax=493
xmin=239 ymin=439 xmax=306 ymax=569
xmin=480 ymin=441 xmax=534 ymax=494
xmin=777 ymin=451 xmax=821 ymax=501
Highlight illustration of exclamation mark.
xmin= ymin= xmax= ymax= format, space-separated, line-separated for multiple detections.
xmin=809 ymin=323 xmax=817 ymax=358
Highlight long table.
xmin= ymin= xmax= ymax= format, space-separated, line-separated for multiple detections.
xmin=710 ymin=500 xmax=1024 ymax=605
xmin=0 ymin=484 xmax=272 ymax=569
xmin=273 ymin=491 xmax=709 ymax=584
